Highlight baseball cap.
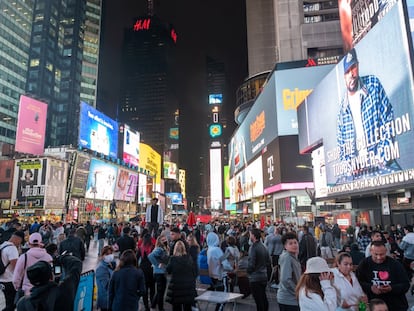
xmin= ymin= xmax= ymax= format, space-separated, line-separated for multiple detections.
xmin=27 ymin=261 xmax=52 ymax=286
xmin=343 ymin=48 xmax=358 ymax=73
xmin=29 ymin=232 xmax=43 ymax=246
xmin=304 ymin=257 xmax=330 ymax=274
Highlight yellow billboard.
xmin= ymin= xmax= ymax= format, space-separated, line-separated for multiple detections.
xmin=139 ymin=143 xmax=161 ymax=185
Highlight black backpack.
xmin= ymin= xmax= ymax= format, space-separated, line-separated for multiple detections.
xmin=0 ymin=244 xmax=12 ymax=275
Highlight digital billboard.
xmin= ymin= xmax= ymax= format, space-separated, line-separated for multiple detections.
xmin=210 ymin=148 xmax=222 ymax=209
xmin=166 ymin=192 xmax=183 ymax=204
xmin=209 ymin=94 xmax=223 ymax=104
xmin=71 ymin=153 xmax=91 ymax=197
xmin=163 ymin=161 xmax=177 ymax=180
xmin=138 ymin=173 xmax=148 ymax=203
xmin=339 ymin=0 xmax=398 ymax=51
xmin=12 ymin=158 xmax=47 ymax=208
xmin=261 ymin=136 xmax=313 ymax=195
xmin=229 ymin=156 xmax=263 ymax=204
xmin=123 ymin=124 xmax=140 ymax=167
xmin=139 ymin=143 xmax=161 ymax=185
xmin=78 ymin=102 xmax=118 ymax=159
xmin=228 ymin=63 xmax=334 ymax=177
xmin=44 ymin=158 xmax=67 ymax=209
xmin=85 ymin=158 xmax=118 ymax=200
xmin=15 ymin=95 xmax=47 ymax=155
xmin=298 ymin=2 xmax=414 ymax=198
xmin=114 ymin=168 xmax=138 ymax=201
xmin=223 ymin=165 xmax=230 ymax=199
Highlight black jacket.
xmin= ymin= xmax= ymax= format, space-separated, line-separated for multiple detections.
xmin=116 ymin=235 xmax=136 ymax=255
xmin=109 ymin=265 xmax=146 ymax=311
xmin=16 ymin=255 xmax=82 ymax=311
xmin=247 ymin=240 xmax=270 ymax=283
xmin=166 ymin=255 xmax=197 ymax=305
xmin=59 ymin=235 xmax=86 ymax=260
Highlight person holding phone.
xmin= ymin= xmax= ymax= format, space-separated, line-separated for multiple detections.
xmin=356 ymin=241 xmax=409 ymax=311
xmin=296 ymin=257 xmax=337 ymax=311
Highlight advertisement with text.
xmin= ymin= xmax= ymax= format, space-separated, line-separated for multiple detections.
xmin=298 ymin=2 xmax=414 ymax=197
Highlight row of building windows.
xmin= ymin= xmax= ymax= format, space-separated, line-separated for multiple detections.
xmin=0 ymin=125 xmax=16 ymax=140
xmin=0 ymin=68 xmax=26 ymax=90
xmin=0 ymin=14 xmax=31 ymax=42
xmin=0 ymin=27 xmax=30 ymax=54
xmin=304 ymin=13 xmax=339 ymax=23
xmin=0 ymin=96 xmax=18 ymax=113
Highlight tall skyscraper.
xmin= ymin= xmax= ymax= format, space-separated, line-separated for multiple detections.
xmin=26 ymin=0 xmax=88 ymax=147
xmin=0 ymin=0 xmax=33 ymax=146
xmin=118 ymin=12 xmax=177 ymax=156
xmin=80 ymin=0 xmax=102 ymax=107
xmin=0 ymin=0 xmax=102 ymax=151
xmin=245 ymin=0 xmax=342 ymax=76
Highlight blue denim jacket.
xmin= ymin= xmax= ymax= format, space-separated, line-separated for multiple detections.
xmin=148 ymin=246 xmax=168 ymax=274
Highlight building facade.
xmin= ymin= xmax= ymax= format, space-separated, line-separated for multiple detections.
xmin=118 ymin=14 xmax=177 ymax=156
xmin=0 ymin=0 xmax=33 ymax=145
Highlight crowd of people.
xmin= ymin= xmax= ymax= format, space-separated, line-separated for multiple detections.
xmin=0 ymin=215 xmax=412 ymax=311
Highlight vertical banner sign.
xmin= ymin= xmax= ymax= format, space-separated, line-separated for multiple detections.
xmin=12 ymin=158 xmax=47 ymax=208
xmin=381 ymin=194 xmax=390 ymax=215
xmin=15 ymin=95 xmax=48 ymax=155
xmin=44 ymin=159 xmax=68 ymax=209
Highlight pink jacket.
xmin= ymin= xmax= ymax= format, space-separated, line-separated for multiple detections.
xmin=12 ymin=247 xmax=53 ymax=295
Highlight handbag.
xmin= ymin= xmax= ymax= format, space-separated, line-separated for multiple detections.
xmin=14 ymin=253 xmax=27 ymax=305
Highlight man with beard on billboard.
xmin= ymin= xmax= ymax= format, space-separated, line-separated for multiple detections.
xmin=336 ymin=48 xmax=401 ymax=184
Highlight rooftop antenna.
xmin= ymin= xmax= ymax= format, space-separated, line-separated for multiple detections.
xmin=147 ymin=0 xmax=154 ymax=16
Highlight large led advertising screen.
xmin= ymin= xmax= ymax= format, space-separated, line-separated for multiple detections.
xmin=123 ymin=124 xmax=140 ymax=166
xmin=78 ymin=102 xmax=118 ymax=159
xmin=15 ymin=96 xmax=47 ymax=155
xmin=139 ymin=143 xmax=161 ymax=185
xmin=44 ymin=158 xmax=67 ymax=209
xmin=298 ymin=2 xmax=414 ymax=197
xmin=114 ymin=168 xmax=138 ymax=201
xmin=12 ymin=158 xmax=47 ymax=208
xmin=210 ymin=148 xmax=222 ymax=209
xmin=229 ymin=156 xmax=263 ymax=204
xmin=339 ymin=0 xmax=398 ymax=51
xmin=85 ymin=159 xmax=118 ymax=200
xmin=71 ymin=153 xmax=91 ymax=197
xmin=228 ymin=63 xmax=334 ymax=177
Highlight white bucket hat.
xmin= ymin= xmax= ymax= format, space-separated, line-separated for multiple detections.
xmin=305 ymin=257 xmax=330 ymax=274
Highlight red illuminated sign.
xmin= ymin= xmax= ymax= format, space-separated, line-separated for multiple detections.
xmin=171 ymin=29 xmax=177 ymax=43
xmin=133 ymin=18 xmax=151 ymax=31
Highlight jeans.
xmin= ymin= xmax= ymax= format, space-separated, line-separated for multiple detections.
xmin=152 ymin=274 xmax=167 ymax=310
xmin=250 ymin=280 xmax=268 ymax=311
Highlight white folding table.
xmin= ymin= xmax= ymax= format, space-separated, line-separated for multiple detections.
xmin=195 ymin=290 xmax=244 ymax=311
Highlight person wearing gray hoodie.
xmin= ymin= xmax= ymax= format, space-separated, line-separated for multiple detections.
xmin=206 ymin=232 xmax=226 ymax=311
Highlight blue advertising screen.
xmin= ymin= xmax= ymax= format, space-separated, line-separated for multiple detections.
xmin=166 ymin=192 xmax=183 ymax=204
xmin=78 ymin=102 xmax=118 ymax=159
